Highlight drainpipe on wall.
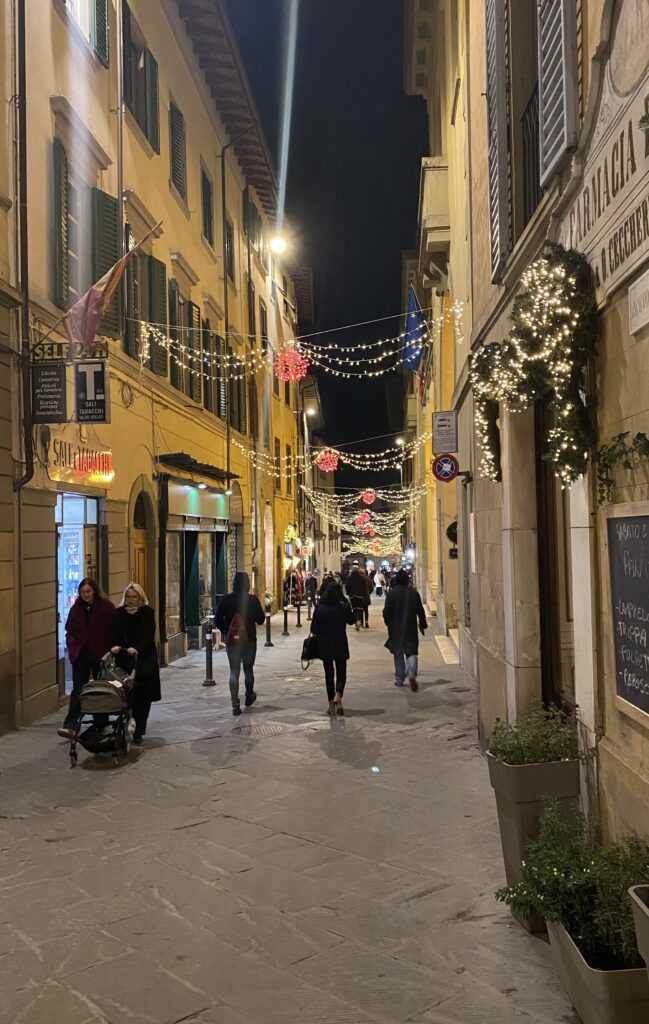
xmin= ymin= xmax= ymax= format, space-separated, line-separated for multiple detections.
xmin=14 ymin=0 xmax=32 ymax=494
xmin=245 ymin=204 xmax=260 ymax=587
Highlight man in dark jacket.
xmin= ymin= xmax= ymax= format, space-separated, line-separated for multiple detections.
xmin=345 ymin=564 xmax=371 ymax=629
xmin=382 ymin=569 xmax=427 ymax=690
xmin=215 ymin=572 xmax=265 ymax=715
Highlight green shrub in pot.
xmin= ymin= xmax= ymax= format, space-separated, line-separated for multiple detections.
xmin=487 ymin=699 xmax=579 ymax=765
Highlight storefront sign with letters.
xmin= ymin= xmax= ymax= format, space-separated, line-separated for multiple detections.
xmin=75 ymin=360 xmax=110 ymax=423
xmin=31 ymin=363 xmax=67 ymax=423
xmin=47 ymin=432 xmax=115 ymax=487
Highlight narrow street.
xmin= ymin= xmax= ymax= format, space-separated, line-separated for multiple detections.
xmin=0 ymin=608 xmax=574 ymax=1024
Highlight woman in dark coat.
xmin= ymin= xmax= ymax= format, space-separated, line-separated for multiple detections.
xmin=310 ymin=582 xmax=355 ymax=716
xmin=109 ymin=582 xmax=160 ymax=744
xmin=58 ymin=578 xmax=115 ymax=738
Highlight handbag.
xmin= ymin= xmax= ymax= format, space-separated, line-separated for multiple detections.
xmin=301 ymin=632 xmax=318 ymax=669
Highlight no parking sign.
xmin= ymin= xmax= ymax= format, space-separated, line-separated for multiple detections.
xmin=431 ymin=453 xmax=459 ymax=483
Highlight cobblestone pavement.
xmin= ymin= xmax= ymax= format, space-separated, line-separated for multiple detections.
xmin=0 ymin=606 xmax=577 ymax=1024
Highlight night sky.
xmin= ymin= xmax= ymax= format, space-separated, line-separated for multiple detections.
xmin=225 ymin=0 xmax=428 ymax=487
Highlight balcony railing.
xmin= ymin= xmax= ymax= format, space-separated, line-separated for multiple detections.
xmin=522 ymin=85 xmax=542 ymax=227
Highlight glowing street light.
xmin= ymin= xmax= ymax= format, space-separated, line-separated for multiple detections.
xmin=270 ymin=234 xmax=288 ymax=255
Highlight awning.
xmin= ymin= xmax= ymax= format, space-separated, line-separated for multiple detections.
xmin=156 ymin=453 xmax=240 ymax=484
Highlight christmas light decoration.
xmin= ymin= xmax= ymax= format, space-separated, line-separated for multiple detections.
xmin=315 ymin=449 xmax=339 ymax=472
xmin=354 ymin=512 xmax=371 ymax=527
xmin=470 ymin=244 xmax=599 ymax=485
xmin=361 ymin=488 xmax=376 ymax=505
xmin=274 ymin=343 xmax=310 ymax=382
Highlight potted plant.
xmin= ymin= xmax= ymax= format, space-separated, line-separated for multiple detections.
xmin=497 ymin=802 xmax=649 ymax=1024
xmin=630 ymin=886 xmax=649 ymax=982
xmin=486 ymin=700 xmax=580 ymax=930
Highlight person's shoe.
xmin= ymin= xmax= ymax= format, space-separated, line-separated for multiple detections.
xmin=232 ymin=704 xmax=242 ymax=717
xmin=133 ymin=732 xmax=143 ymax=745
xmin=394 ymin=679 xmax=405 ymax=687
xmin=327 ymin=701 xmax=336 ymax=716
xmin=409 ymin=676 xmax=419 ymax=692
xmin=57 ymin=726 xmax=76 ymax=740
xmin=244 ymin=692 xmax=257 ymax=708
xmin=334 ymin=693 xmax=345 ymax=716
xmin=364 ymin=622 xmax=369 ymax=629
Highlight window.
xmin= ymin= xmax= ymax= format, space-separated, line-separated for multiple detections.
xmin=198 ymin=533 xmax=214 ymax=620
xmin=166 ymin=533 xmax=182 ymax=635
xmin=123 ymin=4 xmax=159 ymax=151
xmin=169 ymin=280 xmax=199 ymax=395
xmin=259 ymin=299 xmax=268 ymax=354
xmin=282 ymin=274 xmax=289 ymax=318
xmin=286 ymin=445 xmax=292 ymax=495
xmin=537 ymin=0 xmax=578 ymax=186
xmin=201 ymin=167 xmax=214 ymax=247
xmin=53 ymin=138 xmax=95 ymax=311
xmin=248 ymin=278 xmax=256 ymax=342
xmin=203 ymin=324 xmax=227 ymax=418
xmin=272 ymin=347 xmax=280 ymax=397
xmin=64 ymin=0 xmax=109 ymax=65
xmin=169 ymin=102 xmax=186 ymax=198
xmin=274 ymin=438 xmax=281 ymax=492
xmin=284 ymin=379 xmax=291 ymax=406
xmin=225 ymin=218 xmax=235 ymax=282
xmin=227 ymin=346 xmax=247 ymax=434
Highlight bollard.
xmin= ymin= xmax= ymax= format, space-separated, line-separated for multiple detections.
xmin=202 ymin=621 xmax=216 ymax=687
xmin=264 ymin=600 xmax=274 ymax=647
xmin=296 ymin=599 xmax=302 ymax=628
xmin=307 ymin=594 xmax=312 ymax=621
xmin=282 ymin=601 xmax=290 ymax=636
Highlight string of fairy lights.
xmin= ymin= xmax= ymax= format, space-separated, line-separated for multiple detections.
xmin=231 ymin=432 xmax=433 ymax=477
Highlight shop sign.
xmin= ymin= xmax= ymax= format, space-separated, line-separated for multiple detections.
xmin=629 ymin=266 xmax=649 ymax=334
xmin=32 ymin=339 xmax=109 ymax=362
xmin=433 ymin=410 xmax=458 ymax=454
xmin=47 ymin=435 xmax=115 ymax=487
xmin=75 ymin=360 xmax=110 ymax=423
xmin=32 ymin=363 xmax=67 ymax=423
xmin=607 ymin=514 xmax=649 ymax=718
xmin=559 ymin=0 xmax=649 ymax=299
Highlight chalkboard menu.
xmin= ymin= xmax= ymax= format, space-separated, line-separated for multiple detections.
xmin=607 ymin=516 xmax=649 ymax=717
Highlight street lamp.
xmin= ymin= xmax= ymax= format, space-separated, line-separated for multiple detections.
xmin=270 ymin=234 xmax=288 ymax=255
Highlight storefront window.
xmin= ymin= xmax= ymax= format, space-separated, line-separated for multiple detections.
xmin=166 ymin=533 xmax=182 ymax=635
xmin=198 ymin=533 xmax=214 ymax=619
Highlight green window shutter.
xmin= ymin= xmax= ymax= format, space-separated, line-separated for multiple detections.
xmin=91 ymin=0 xmax=109 ymax=67
xmin=124 ymin=224 xmax=139 ymax=357
xmin=187 ymin=301 xmax=202 ymax=403
xmin=216 ymin=335 xmax=226 ymax=419
xmin=169 ymin=278 xmax=182 ymax=390
xmin=53 ymin=138 xmax=69 ymax=309
xmin=148 ymin=255 xmax=168 ymax=377
xmin=169 ymin=103 xmax=186 ymax=197
xmin=91 ymin=187 xmax=121 ymax=338
xmin=238 ymin=366 xmax=247 ymax=434
xmin=144 ymin=50 xmax=160 ymax=153
xmin=202 ymin=319 xmax=213 ymax=412
xmin=122 ymin=2 xmax=133 ymax=109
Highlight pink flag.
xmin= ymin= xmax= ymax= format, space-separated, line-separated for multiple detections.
xmin=62 ymin=222 xmax=162 ymax=355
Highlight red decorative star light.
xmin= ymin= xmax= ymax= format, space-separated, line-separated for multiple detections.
xmin=315 ymin=448 xmax=339 ymax=472
xmin=274 ymin=345 xmax=310 ymax=382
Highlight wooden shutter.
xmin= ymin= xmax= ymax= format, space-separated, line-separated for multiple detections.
xmin=238 ymin=365 xmax=247 ymax=434
xmin=91 ymin=188 xmax=121 ymax=337
xmin=144 ymin=50 xmax=160 ymax=153
xmin=169 ymin=103 xmax=186 ymax=197
xmin=148 ymin=255 xmax=168 ymax=377
xmin=124 ymin=224 xmax=139 ymax=357
xmin=216 ymin=335 xmax=226 ymax=419
xmin=169 ymin=278 xmax=182 ymax=389
xmin=53 ymin=138 xmax=69 ymax=309
xmin=91 ymin=0 xmax=109 ymax=67
xmin=537 ymin=0 xmax=578 ymax=187
xmin=202 ymin=319 xmax=213 ymax=411
xmin=122 ymin=2 xmax=133 ymax=108
xmin=187 ymin=301 xmax=202 ymax=403
xmin=485 ymin=0 xmax=509 ymax=282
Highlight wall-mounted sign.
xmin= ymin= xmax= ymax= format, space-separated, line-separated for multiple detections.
xmin=433 ymin=410 xmax=458 ymax=454
xmin=75 ymin=360 xmax=110 ymax=423
xmin=607 ymin=514 xmax=649 ymax=718
xmin=431 ymin=453 xmax=459 ymax=483
xmin=47 ymin=436 xmax=114 ymax=487
xmin=32 ymin=363 xmax=67 ymax=423
xmin=629 ymin=266 xmax=649 ymax=335
xmin=32 ymin=339 xmax=109 ymax=362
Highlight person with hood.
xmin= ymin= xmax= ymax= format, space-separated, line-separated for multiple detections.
xmin=382 ymin=569 xmax=428 ymax=690
xmin=215 ymin=572 xmax=265 ymax=715
xmin=345 ymin=563 xmax=371 ymax=630
xmin=108 ymin=582 xmax=160 ymax=744
xmin=58 ymin=578 xmax=115 ymax=739
xmin=304 ymin=570 xmax=318 ymax=605
xmin=310 ymin=581 xmax=355 ymax=715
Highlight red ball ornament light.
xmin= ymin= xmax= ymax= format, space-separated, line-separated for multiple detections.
xmin=274 ymin=344 xmax=310 ymax=383
xmin=315 ymin=448 xmax=339 ymax=473
xmin=354 ymin=511 xmax=371 ymax=527
xmin=361 ymin=489 xmax=376 ymax=506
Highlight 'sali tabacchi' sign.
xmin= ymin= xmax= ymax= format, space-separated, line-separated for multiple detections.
xmin=47 ymin=436 xmax=115 ymax=487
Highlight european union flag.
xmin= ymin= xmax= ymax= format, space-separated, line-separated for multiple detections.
xmin=403 ymin=285 xmax=427 ymax=372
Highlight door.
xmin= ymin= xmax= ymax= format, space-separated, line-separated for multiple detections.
xmin=132 ymin=529 xmax=148 ymax=592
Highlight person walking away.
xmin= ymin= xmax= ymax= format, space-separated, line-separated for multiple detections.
xmin=311 ymin=582 xmax=355 ymax=716
xmin=304 ymin=570 xmax=318 ymax=607
xmin=359 ymin=567 xmax=373 ymax=628
xmin=57 ymin=578 xmax=115 ymax=739
xmin=383 ymin=569 xmax=427 ymax=690
xmin=374 ymin=569 xmax=385 ymax=597
xmin=319 ymin=572 xmax=335 ymax=600
xmin=345 ymin=563 xmax=369 ymax=631
xmin=215 ymin=572 xmax=265 ymax=716
xmin=108 ymin=583 xmax=160 ymax=745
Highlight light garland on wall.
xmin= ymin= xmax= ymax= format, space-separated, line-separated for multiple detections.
xmin=470 ymin=244 xmax=599 ymax=486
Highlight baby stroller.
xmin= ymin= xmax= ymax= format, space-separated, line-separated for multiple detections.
xmin=67 ymin=650 xmax=136 ymax=768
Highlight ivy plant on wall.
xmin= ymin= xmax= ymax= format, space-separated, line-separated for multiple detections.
xmin=470 ymin=243 xmax=599 ymax=485
xmin=594 ymin=432 xmax=649 ymax=505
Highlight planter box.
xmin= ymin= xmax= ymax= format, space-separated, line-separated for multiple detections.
xmin=630 ymin=886 xmax=649 ymax=981
xmin=487 ymin=751 xmax=580 ymax=932
xmin=548 ymin=921 xmax=649 ymax=1024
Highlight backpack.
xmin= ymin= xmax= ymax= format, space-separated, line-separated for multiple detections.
xmin=225 ymin=612 xmax=249 ymax=646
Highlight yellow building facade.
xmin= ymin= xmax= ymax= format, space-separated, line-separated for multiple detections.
xmin=4 ymin=0 xmax=309 ymax=730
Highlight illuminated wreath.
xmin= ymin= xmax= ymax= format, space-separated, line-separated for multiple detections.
xmin=315 ymin=449 xmax=339 ymax=472
xmin=274 ymin=344 xmax=310 ymax=382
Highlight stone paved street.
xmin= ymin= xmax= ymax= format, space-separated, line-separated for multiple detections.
xmin=0 ymin=607 xmax=576 ymax=1024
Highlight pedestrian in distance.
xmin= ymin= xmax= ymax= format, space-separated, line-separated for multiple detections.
xmin=304 ymin=570 xmax=318 ymax=606
xmin=108 ymin=582 xmax=160 ymax=745
xmin=374 ymin=569 xmax=386 ymax=597
xmin=345 ymin=562 xmax=371 ymax=630
xmin=57 ymin=578 xmax=115 ymax=739
xmin=310 ymin=582 xmax=355 ymax=716
xmin=215 ymin=572 xmax=265 ymax=716
xmin=359 ymin=567 xmax=373 ymax=627
xmin=319 ymin=571 xmax=335 ymax=600
xmin=383 ymin=569 xmax=428 ymax=691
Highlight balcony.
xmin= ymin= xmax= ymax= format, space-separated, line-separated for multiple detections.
xmin=418 ymin=157 xmax=450 ymax=293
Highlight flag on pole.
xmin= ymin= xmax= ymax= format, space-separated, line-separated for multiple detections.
xmin=62 ymin=222 xmax=162 ymax=355
xmin=402 ymin=285 xmax=427 ymax=373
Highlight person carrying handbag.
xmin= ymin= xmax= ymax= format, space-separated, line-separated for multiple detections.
xmin=215 ymin=572 xmax=265 ymax=716
xmin=310 ymin=582 xmax=355 ymax=716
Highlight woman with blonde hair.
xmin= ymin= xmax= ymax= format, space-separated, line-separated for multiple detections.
xmin=108 ymin=582 xmax=160 ymax=744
